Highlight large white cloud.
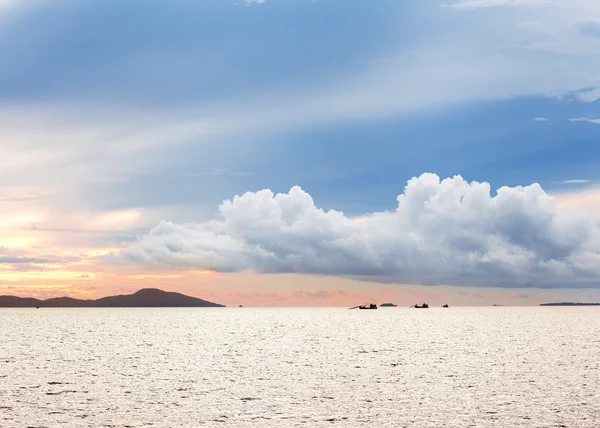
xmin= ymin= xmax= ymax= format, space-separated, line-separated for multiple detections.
xmin=121 ymin=174 xmax=600 ymax=288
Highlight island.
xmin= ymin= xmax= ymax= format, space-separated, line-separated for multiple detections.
xmin=0 ymin=288 xmax=225 ymax=308
xmin=540 ymin=302 xmax=600 ymax=306
xmin=379 ymin=303 xmax=398 ymax=307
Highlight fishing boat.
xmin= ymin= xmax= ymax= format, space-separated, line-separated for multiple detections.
xmin=349 ymin=303 xmax=378 ymax=310
xmin=411 ymin=303 xmax=429 ymax=308
xmin=359 ymin=303 xmax=378 ymax=310
xmin=442 ymin=304 xmax=449 ymax=308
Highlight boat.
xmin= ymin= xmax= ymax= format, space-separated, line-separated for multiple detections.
xmin=442 ymin=304 xmax=449 ymax=308
xmin=411 ymin=303 xmax=429 ymax=308
xmin=359 ymin=303 xmax=378 ymax=310
xmin=349 ymin=303 xmax=378 ymax=310
xmin=380 ymin=303 xmax=397 ymax=307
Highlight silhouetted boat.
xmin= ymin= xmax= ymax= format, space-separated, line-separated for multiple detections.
xmin=442 ymin=304 xmax=449 ymax=308
xmin=349 ymin=303 xmax=377 ymax=310
xmin=411 ymin=303 xmax=429 ymax=308
xmin=359 ymin=303 xmax=378 ymax=310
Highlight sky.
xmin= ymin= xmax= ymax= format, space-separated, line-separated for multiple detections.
xmin=1 ymin=0 xmax=600 ymax=306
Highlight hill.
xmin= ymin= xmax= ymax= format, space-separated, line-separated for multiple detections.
xmin=0 ymin=288 xmax=224 ymax=308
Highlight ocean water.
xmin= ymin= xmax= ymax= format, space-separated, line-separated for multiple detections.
xmin=1 ymin=307 xmax=599 ymax=427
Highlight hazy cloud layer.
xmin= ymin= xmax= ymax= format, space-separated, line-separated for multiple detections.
xmin=122 ymin=174 xmax=600 ymax=288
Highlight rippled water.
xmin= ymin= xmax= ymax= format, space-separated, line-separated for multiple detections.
xmin=1 ymin=307 xmax=599 ymax=427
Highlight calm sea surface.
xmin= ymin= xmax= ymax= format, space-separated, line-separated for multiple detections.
xmin=1 ymin=307 xmax=599 ymax=427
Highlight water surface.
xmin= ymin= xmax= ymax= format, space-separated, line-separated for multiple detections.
xmin=1 ymin=307 xmax=599 ymax=427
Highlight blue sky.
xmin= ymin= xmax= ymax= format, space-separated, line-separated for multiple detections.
xmin=2 ymin=0 xmax=600 ymax=303
xmin=1 ymin=0 xmax=599 ymax=214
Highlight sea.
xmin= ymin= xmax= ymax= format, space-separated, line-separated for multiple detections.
xmin=1 ymin=307 xmax=599 ymax=427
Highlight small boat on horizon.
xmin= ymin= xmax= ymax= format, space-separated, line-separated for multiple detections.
xmin=411 ymin=303 xmax=429 ymax=308
xmin=442 ymin=304 xmax=449 ymax=308
xmin=359 ymin=303 xmax=377 ymax=310
xmin=349 ymin=303 xmax=378 ymax=310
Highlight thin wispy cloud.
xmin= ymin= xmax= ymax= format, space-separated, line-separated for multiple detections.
xmin=569 ymin=117 xmax=600 ymax=124
xmin=533 ymin=117 xmax=549 ymax=122
xmin=443 ymin=0 xmax=550 ymax=9
xmin=562 ymin=179 xmax=593 ymax=184
xmin=0 ymin=256 xmax=52 ymax=264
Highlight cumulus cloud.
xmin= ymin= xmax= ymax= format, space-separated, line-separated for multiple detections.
xmin=122 ymin=174 xmax=600 ymax=288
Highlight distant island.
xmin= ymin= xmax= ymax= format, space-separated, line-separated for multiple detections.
xmin=379 ymin=303 xmax=398 ymax=307
xmin=0 ymin=288 xmax=225 ymax=308
xmin=540 ymin=302 xmax=600 ymax=306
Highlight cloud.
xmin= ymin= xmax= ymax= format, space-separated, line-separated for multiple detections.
xmin=443 ymin=0 xmax=549 ymax=9
xmin=292 ymin=289 xmax=336 ymax=299
xmin=533 ymin=117 xmax=549 ymax=122
xmin=569 ymin=117 xmax=600 ymax=124
xmin=579 ymin=21 xmax=600 ymax=39
xmin=0 ymin=256 xmax=52 ymax=264
xmin=121 ymin=173 xmax=600 ymax=289
xmin=0 ymin=0 xmax=16 ymax=8
xmin=554 ymin=187 xmax=600 ymax=219
xmin=562 ymin=180 xmax=592 ymax=184
xmin=574 ymin=87 xmax=600 ymax=103
xmin=2 ymin=0 xmax=600 ymax=130
xmin=1 ymin=0 xmax=600 ymax=266
xmin=10 ymin=263 xmax=49 ymax=272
